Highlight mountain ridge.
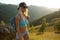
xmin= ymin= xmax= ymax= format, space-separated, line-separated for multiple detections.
xmin=0 ymin=3 xmax=56 ymax=23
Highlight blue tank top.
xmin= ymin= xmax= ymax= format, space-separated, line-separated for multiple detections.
xmin=20 ymin=13 xmax=28 ymax=27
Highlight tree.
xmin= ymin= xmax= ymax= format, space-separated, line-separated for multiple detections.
xmin=54 ymin=20 xmax=60 ymax=31
xmin=29 ymin=25 xmax=34 ymax=32
xmin=39 ymin=18 xmax=48 ymax=32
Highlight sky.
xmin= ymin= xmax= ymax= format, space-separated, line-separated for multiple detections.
xmin=0 ymin=0 xmax=60 ymax=8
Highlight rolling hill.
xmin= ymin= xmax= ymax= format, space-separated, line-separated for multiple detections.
xmin=0 ymin=3 xmax=56 ymax=23
xmin=31 ymin=10 xmax=60 ymax=26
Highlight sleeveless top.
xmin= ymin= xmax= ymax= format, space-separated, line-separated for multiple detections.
xmin=19 ymin=13 xmax=28 ymax=27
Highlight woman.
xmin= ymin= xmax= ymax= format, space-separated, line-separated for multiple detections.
xmin=15 ymin=2 xmax=29 ymax=40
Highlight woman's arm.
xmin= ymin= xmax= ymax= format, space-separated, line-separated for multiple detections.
xmin=15 ymin=15 xmax=21 ymax=39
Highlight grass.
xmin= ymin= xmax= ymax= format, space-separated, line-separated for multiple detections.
xmin=29 ymin=26 xmax=60 ymax=40
xmin=0 ymin=25 xmax=60 ymax=40
xmin=29 ymin=32 xmax=60 ymax=40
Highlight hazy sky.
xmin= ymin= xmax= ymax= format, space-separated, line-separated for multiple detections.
xmin=0 ymin=0 xmax=60 ymax=8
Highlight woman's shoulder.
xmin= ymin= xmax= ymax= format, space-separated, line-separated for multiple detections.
xmin=15 ymin=14 xmax=21 ymax=19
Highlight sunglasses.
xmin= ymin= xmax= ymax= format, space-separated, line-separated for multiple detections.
xmin=22 ymin=6 xmax=28 ymax=8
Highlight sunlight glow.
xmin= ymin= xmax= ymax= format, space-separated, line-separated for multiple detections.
xmin=0 ymin=0 xmax=60 ymax=8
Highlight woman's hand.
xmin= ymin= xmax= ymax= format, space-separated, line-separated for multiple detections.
xmin=26 ymin=16 xmax=30 ymax=19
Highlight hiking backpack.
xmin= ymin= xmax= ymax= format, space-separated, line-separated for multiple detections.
xmin=10 ymin=16 xmax=16 ymax=32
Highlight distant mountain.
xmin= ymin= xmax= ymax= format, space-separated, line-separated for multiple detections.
xmin=0 ymin=3 xmax=3 ymax=5
xmin=28 ymin=5 xmax=56 ymax=21
xmin=0 ymin=2 xmax=6 ymax=5
xmin=0 ymin=3 xmax=18 ymax=23
xmin=0 ymin=3 xmax=56 ymax=23
xmin=31 ymin=10 xmax=60 ymax=26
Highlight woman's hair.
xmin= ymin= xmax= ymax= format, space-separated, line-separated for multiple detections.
xmin=25 ymin=9 xmax=28 ymax=16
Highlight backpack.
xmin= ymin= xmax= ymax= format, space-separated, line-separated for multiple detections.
xmin=10 ymin=14 xmax=21 ymax=32
xmin=10 ymin=16 xmax=16 ymax=32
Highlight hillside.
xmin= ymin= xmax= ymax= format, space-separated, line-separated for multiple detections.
xmin=0 ymin=3 xmax=60 ymax=40
xmin=31 ymin=10 xmax=60 ymax=26
xmin=0 ymin=3 xmax=18 ymax=23
xmin=0 ymin=3 xmax=55 ymax=23
xmin=28 ymin=5 xmax=56 ymax=21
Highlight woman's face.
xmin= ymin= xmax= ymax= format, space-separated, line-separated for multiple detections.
xmin=21 ymin=7 xmax=26 ymax=12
